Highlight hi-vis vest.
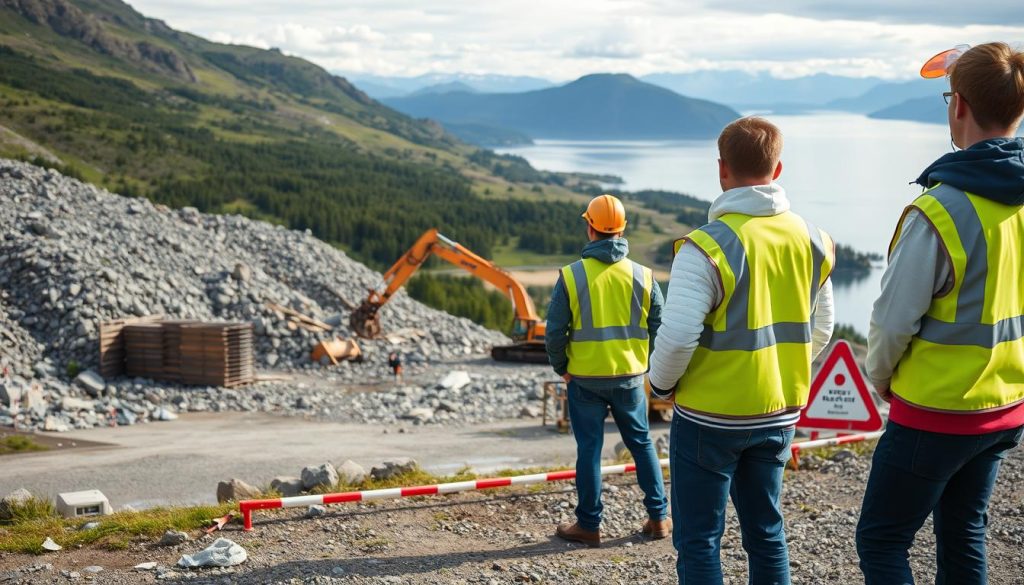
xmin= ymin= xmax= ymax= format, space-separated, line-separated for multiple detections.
xmin=561 ymin=257 xmax=654 ymax=378
xmin=891 ymin=183 xmax=1024 ymax=413
xmin=673 ymin=212 xmax=834 ymax=418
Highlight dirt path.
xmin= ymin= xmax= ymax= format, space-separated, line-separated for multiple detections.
xmin=2 ymin=446 xmax=1022 ymax=584
xmin=0 ymin=412 xmax=660 ymax=510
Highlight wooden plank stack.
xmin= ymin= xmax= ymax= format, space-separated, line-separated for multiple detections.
xmin=98 ymin=316 xmax=162 ymax=378
xmin=179 ymin=323 xmax=254 ymax=388
xmin=97 ymin=317 xmax=254 ymax=387
xmin=161 ymin=320 xmax=201 ymax=383
xmin=124 ymin=323 xmax=165 ymax=379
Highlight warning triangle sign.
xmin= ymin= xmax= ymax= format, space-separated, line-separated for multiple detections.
xmin=798 ymin=340 xmax=883 ymax=431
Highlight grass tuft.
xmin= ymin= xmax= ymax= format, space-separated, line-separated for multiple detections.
xmin=0 ymin=436 xmax=49 ymax=455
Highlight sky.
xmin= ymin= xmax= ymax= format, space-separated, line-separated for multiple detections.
xmin=129 ymin=0 xmax=1024 ymax=81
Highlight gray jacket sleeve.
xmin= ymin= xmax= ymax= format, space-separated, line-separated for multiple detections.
xmin=865 ymin=209 xmax=951 ymax=389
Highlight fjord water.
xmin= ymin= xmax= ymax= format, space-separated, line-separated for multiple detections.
xmin=498 ymin=112 xmax=952 ymax=334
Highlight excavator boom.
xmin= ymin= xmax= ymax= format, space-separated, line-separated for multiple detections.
xmin=350 ymin=229 xmax=547 ymax=363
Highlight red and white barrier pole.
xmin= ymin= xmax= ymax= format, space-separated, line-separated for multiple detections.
xmin=789 ymin=430 xmax=884 ymax=470
xmin=239 ymin=430 xmax=883 ymax=531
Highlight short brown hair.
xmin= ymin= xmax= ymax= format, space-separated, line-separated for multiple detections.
xmin=717 ymin=117 xmax=783 ymax=179
xmin=950 ymin=42 xmax=1024 ymax=130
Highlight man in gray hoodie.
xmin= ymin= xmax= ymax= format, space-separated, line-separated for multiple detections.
xmin=856 ymin=42 xmax=1024 ymax=585
xmin=545 ymin=194 xmax=669 ymax=548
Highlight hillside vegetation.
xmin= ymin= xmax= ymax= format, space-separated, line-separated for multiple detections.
xmin=0 ymin=0 xmax=623 ymax=267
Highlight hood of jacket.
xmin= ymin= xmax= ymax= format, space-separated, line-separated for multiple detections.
xmin=708 ymin=183 xmax=791 ymax=221
xmin=915 ymin=137 xmax=1024 ymax=205
xmin=581 ymin=236 xmax=629 ymax=263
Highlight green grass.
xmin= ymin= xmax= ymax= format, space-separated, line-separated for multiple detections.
xmin=0 ymin=436 xmax=48 ymax=455
xmin=0 ymin=500 xmax=235 ymax=554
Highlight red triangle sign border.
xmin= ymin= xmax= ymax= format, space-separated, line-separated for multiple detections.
xmin=798 ymin=340 xmax=884 ymax=432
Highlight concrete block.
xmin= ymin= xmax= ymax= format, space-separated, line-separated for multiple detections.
xmin=56 ymin=490 xmax=112 ymax=519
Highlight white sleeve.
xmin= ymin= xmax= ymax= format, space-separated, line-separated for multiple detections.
xmin=811 ymin=278 xmax=835 ymax=360
xmin=648 ymin=243 xmax=721 ymax=393
xmin=865 ymin=209 xmax=951 ymax=389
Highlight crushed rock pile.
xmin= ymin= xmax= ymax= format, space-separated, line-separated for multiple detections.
xmin=0 ymin=159 xmax=529 ymax=431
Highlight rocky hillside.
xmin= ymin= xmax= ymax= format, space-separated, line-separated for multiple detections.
xmin=0 ymin=159 xmax=534 ymax=430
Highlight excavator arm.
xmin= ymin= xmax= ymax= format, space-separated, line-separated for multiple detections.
xmin=350 ymin=229 xmax=545 ymax=343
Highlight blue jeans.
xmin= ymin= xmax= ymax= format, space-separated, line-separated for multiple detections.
xmin=670 ymin=414 xmax=795 ymax=585
xmin=856 ymin=421 xmax=1023 ymax=585
xmin=567 ymin=380 xmax=668 ymax=531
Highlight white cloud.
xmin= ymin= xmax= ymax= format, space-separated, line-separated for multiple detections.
xmin=129 ymin=1 xmax=1024 ymax=80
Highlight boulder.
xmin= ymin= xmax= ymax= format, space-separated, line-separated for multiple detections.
xmin=216 ymin=479 xmax=261 ymax=503
xmin=305 ymin=505 xmax=326 ymax=518
xmin=438 ymin=370 xmax=471 ymax=391
xmin=0 ymin=488 xmax=33 ymax=522
xmin=403 ymin=407 xmax=434 ymax=423
xmin=74 ymin=370 xmax=105 ymax=397
xmin=301 ymin=463 xmax=339 ymax=491
xmin=270 ymin=476 xmax=303 ymax=497
xmin=370 ymin=458 xmax=418 ymax=481
xmin=519 ymin=404 xmax=541 ymax=418
xmin=336 ymin=460 xmax=367 ymax=485
xmin=231 ymin=263 xmax=252 ymax=283
xmin=0 ymin=383 xmax=20 ymax=409
xmin=157 ymin=530 xmax=189 ymax=547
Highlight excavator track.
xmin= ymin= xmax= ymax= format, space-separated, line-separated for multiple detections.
xmin=490 ymin=342 xmax=549 ymax=364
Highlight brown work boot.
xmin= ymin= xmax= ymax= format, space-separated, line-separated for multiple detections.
xmin=641 ymin=517 xmax=672 ymax=539
xmin=555 ymin=522 xmax=601 ymax=547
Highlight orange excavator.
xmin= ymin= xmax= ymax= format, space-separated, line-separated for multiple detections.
xmin=349 ymin=229 xmax=548 ymax=363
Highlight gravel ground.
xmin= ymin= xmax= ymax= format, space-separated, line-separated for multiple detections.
xmin=2 ymin=443 xmax=1022 ymax=584
xmin=0 ymin=158 xmax=551 ymax=433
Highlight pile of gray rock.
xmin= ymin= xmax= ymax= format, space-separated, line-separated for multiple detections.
xmin=0 ymin=159 xmax=536 ymax=432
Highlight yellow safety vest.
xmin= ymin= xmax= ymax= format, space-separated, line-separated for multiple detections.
xmin=890 ymin=183 xmax=1024 ymax=413
xmin=672 ymin=211 xmax=834 ymax=418
xmin=561 ymin=257 xmax=653 ymax=378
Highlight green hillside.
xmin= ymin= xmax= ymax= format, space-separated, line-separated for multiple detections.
xmin=385 ymin=73 xmax=740 ymax=140
xmin=0 ymin=0 xmax=630 ymax=267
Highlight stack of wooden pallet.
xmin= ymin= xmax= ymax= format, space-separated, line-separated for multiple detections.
xmin=124 ymin=323 xmax=165 ymax=379
xmin=98 ymin=317 xmax=254 ymax=387
xmin=160 ymin=320 xmax=200 ymax=383
xmin=178 ymin=322 xmax=254 ymax=388
xmin=98 ymin=316 xmax=163 ymax=379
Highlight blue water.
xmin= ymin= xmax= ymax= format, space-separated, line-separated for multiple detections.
xmin=498 ymin=112 xmax=953 ymax=334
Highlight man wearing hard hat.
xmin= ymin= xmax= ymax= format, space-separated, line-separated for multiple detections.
xmin=545 ymin=194 xmax=670 ymax=547
xmin=857 ymin=42 xmax=1024 ymax=585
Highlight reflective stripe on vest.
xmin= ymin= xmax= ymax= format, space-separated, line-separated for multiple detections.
xmin=672 ymin=211 xmax=835 ymax=418
xmin=890 ymin=183 xmax=1024 ymax=413
xmin=561 ymin=257 xmax=653 ymax=378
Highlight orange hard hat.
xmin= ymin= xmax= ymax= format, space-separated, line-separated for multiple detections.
xmin=920 ymin=44 xmax=970 ymax=79
xmin=582 ymin=194 xmax=627 ymax=234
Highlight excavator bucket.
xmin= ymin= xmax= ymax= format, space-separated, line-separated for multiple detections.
xmin=311 ymin=337 xmax=363 ymax=365
xmin=349 ymin=301 xmax=383 ymax=339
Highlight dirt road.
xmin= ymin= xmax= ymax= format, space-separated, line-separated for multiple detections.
xmin=0 ymin=413 xmax=658 ymax=509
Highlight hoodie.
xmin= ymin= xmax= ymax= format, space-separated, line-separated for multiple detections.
xmin=915 ymin=137 xmax=1024 ymax=205
xmin=867 ymin=136 xmax=1024 ymax=435
xmin=545 ymin=237 xmax=663 ymax=391
xmin=648 ymin=183 xmax=835 ymax=430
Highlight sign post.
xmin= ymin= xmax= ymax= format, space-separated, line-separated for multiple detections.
xmin=798 ymin=340 xmax=883 ymax=432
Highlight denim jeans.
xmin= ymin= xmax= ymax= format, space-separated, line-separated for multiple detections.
xmin=670 ymin=414 xmax=795 ymax=585
xmin=567 ymin=380 xmax=668 ymax=531
xmin=856 ymin=421 xmax=1024 ymax=585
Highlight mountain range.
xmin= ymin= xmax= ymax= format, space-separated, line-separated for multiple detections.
xmin=384 ymin=73 xmax=740 ymax=141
